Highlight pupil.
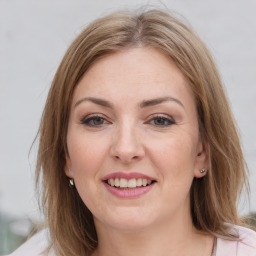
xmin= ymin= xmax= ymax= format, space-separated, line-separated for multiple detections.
xmin=94 ymin=117 xmax=103 ymax=125
xmin=155 ymin=118 xmax=165 ymax=125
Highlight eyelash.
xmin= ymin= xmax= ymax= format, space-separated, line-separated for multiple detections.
xmin=80 ymin=114 xmax=176 ymax=128
xmin=148 ymin=114 xmax=176 ymax=127
xmin=80 ymin=114 xmax=108 ymax=127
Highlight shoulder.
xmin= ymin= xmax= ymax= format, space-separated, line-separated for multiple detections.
xmin=6 ymin=229 xmax=55 ymax=256
xmin=216 ymin=225 xmax=256 ymax=256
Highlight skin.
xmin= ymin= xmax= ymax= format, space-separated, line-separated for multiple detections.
xmin=65 ymin=47 xmax=213 ymax=256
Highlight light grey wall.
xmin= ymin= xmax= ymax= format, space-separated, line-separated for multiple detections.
xmin=1 ymin=0 xmax=255 ymax=220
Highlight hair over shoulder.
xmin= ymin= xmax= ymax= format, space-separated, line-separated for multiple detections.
xmin=35 ymin=8 xmax=249 ymax=256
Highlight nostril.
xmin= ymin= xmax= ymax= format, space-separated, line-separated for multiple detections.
xmin=110 ymin=135 xmax=145 ymax=162
xmin=113 ymin=154 xmax=140 ymax=162
xmin=114 ymin=155 xmax=121 ymax=160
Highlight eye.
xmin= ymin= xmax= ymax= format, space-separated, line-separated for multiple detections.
xmin=81 ymin=115 xmax=109 ymax=127
xmin=149 ymin=115 xmax=175 ymax=127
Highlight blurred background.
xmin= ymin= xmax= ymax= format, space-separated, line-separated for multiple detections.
xmin=0 ymin=0 xmax=256 ymax=254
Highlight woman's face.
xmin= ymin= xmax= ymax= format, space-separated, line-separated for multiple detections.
xmin=65 ymin=47 xmax=208 ymax=232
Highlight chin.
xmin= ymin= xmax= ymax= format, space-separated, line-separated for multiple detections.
xmin=95 ymin=207 xmax=155 ymax=232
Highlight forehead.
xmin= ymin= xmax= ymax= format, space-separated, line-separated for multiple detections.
xmin=72 ymin=47 xmax=195 ymax=108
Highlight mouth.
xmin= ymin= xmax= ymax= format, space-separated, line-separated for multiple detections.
xmin=104 ymin=178 xmax=156 ymax=190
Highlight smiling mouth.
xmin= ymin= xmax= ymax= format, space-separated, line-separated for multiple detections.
xmin=104 ymin=178 xmax=156 ymax=189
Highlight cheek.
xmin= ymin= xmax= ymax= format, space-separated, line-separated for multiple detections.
xmin=147 ymin=132 xmax=198 ymax=178
xmin=67 ymin=134 xmax=109 ymax=208
xmin=67 ymin=132 xmax=109 ymax=178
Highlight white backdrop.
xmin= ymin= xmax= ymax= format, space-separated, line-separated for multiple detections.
xmin=0 ymin=0 xmax=255 ymax=220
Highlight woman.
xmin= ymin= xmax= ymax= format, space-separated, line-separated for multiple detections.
xmin=9 ymin=8 xmax=256 ymax=256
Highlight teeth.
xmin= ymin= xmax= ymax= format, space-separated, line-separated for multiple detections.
xmin=137 ymin=178 xmax=142 ymax=186
xmin=107 ymin=178 xmax=154 ymax=188
xmin=127 ymin=178 xmax=136 ymax=188
xmin=120 ymin=178 xmax=128 ymax=188
xmin=110 ymin=178 xmax=115 ymax=186
xmin=114 ymin=178 xmax=120 ymax=187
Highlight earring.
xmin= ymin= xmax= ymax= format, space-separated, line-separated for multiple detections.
xmin=200 ymin=168 xmax=207 ymax=174
xmin=69 ymin=178 xmax=74 ymax=186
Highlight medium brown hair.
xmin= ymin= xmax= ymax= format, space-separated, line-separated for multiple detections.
xmin=35 ymin=8 xmax=249 ymax=256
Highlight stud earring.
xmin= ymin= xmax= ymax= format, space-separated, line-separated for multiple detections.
xmin=69 ymin=178 xmax=74 ymax=186
xmin=200 ymin=168 xmax=207 ymax=173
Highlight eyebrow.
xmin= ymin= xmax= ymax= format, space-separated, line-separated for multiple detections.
xmin=139 ymin=97 xmax=184 ymax=109
xmin=74 ymin=96 xmax=184 ymax=109
xmin=74 ymin=97 xmax=114 ymax=109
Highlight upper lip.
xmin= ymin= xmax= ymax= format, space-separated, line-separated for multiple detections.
xmin=102 ymin=172 xmax=156 ymax=181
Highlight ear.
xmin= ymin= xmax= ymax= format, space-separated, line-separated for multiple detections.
xmin=194 ymin=138 xmax=210 ymax=178
xmin=65 ymin=155 xmax=74 ymax=178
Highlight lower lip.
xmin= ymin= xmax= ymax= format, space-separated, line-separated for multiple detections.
xmin=103 ymin=182 xmax=155 ymax=198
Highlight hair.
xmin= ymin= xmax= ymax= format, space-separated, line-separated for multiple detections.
xmin=35 ymin=8 xmax=249 ymax=256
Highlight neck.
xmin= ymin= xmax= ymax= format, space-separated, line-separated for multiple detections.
xmin=92 ymin=213 xmax=214 ymax=256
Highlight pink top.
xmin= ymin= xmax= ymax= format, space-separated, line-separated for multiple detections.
xmin=7 ymin=225 xmax=256 ymax=256
xmin=216 ymin=225 xmax=256 ymax=256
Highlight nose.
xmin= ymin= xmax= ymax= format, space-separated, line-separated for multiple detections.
xmin=110 ymin=122 xmax=145 ymax=164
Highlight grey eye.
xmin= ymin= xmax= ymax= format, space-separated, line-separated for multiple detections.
xmin=150 ymin=117 xmax=175 ymax=127
xmin=82 ymin=116 xmax=106 ymax=126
